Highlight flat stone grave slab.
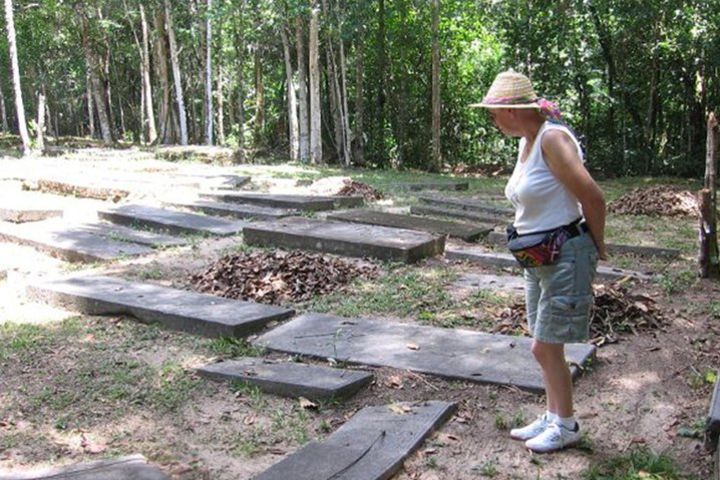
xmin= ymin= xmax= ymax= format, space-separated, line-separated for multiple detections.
xmin=0 ymin=454 xmax=169 ymax=480
xmin=198 ymin=357 xmax=373 ymax=401
xmin=243 ymin=217 xmax=445 ymax=263
xmin=255 ymin=313 xmax=595 ymax=393
xmin=411 ymin=204 xmax=509 ymax=224
xmin=28 ymin=275 xmax=294 ymax=338
xmin=452 ymin=273 xmax=525 ymax=296
xmin=327 ymin=209 xmax=493 ymax=242
xmin=0 ymin=207 xmax=62 ymax=223
xmin=484 ymin=230 xmax=680 ymax=259
xmin=98 ymin=204 xmax=247 ymax=236
xmin=0 ymin=219 xmax=153 ymax=263
xmin=384 ymin=181 xmax=469 ymax=191
xmin=706 ymin=379 xmax=720 ymax=451
xmin=445 ymin=246 xmax=653 ymax=281
xmin=200 ymin=191 xmax=364 ymax=211
xmin=418 ymin=193 xmax=514 ymax=215
xmin=165 ymin=199 xmax=296 ymax=220
xmin=25 ymin=177 xmax=131 ymax=201
xmin=72 ymin=221 xmax=188 ymax=248
xmin=254 ymin=400 xmax=456 ymax=480
xmin=173 ymin=173 xmax=250 ymax=190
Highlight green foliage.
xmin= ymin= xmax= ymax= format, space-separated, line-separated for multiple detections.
xmin=582 ymin=447 xmax=692 ymax=480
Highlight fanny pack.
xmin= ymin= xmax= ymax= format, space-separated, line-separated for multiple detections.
xmin=506 ymin=219 xmax=588 ymax=268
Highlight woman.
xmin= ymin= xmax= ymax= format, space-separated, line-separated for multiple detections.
xmin=472 ymin=70 xmax=607 ymax=453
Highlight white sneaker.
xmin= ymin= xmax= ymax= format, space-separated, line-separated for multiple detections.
xmin=509 ymin=414 xmax=551 ymax=441
xmin=525 ymin=422 xmax=581 ymax=453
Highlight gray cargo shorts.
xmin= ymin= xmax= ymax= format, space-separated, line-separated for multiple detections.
xmin=524 ymin=232 xmax=598 ymax=344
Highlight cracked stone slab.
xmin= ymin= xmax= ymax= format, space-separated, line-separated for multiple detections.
xmin=0 ymin=454 xmax=170 ymax=480
xmin=417 ymin=193 xmax=514 ymax=215
xmin=255 ymin=313 xmax=595 ymax=393
xmin=411 ymin=205 xmax=509 ymax=224
xmin=198 ymin=357 xmax=373 ymax=400
xmin=253 ymin=400 xmax=457 ymax=480
xmin=384 ymin=181 xmax=469 ymax=191
xmin=445 ymin=247 xmax=653 ymax=281
xmin=71 ymin=221 xmax=188 ymax=247
xmin=27 ymin=275 xmax=294 ymax=338
xmin=452 ymin=273 xmax=525 ymax=296
xmin=706 ymin=380 xmax=720 ymax=451
xmin=0 ymin=219 xmax=153 ymax=262
xmin=484 ymin=230 xmax=680 ymax=259
xmin=166 ymin=199 xmax=296 ymax=220
xmin=98 ymin=204 xmax=247 ymax=236
xmin=243 ymin=217 xmax=445 ymax=263
xmin=199 ymin=191 xmax=364 ymax=211
xmin=327 ymin=209 xmax=492 ymax=242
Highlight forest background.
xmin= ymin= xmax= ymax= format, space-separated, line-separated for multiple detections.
xmin=0 ymin=0 xmax=718 ymax=177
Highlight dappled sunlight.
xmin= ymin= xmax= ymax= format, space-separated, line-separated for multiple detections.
xmin=611 ymin=370 xmax=662 ymax=393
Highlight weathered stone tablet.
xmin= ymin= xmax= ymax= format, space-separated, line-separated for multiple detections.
xmin=452 ymin=273 xmax=525 ymax=295
xmin=253 ymin=400 xmax=457 ymax=480
xmin=418 ymin=193 xmax=514 ymax=215
xmin=445 ymin=247 xmax=653 ymax=281
xmin=166 ymin=199 xmax=296 ymax=220
xmin=198 ymin=358 xmax=373 ymax=400
xmin=485 ymin=230 xmax=681 ymax=259
xmin=0 ymin=454 xmax=169 ymax=480
xmin=255 ymin=313 xmax=595 ymax=393
xmin=98 ymin=204 xmax=247 ymax=236
xmin=0 ymin=207 xmax=62 ymax=223
xmin=0 ymin=220 xmax=153 ymax=262
xmin=706 ymin=379 xmax=720 ymax=451
xmin=411 ymin=205 xmax=509 ymax=224
xmin=74 ymin=222 xmax=188 ymax=247
xmin=199 ymin=192 xmax=364 ymax=211
xmin=386 ymin=181 xmax=469 ymax=191
xmin=28 ymin=275 xmax=294 ymax=338
xmin=32 ymin=178 xmax=130 ymax=201
xmin=243 ymin=217 xmax=445 ymax=263
xmin=327 ymin=209 xmax=492 ymax=242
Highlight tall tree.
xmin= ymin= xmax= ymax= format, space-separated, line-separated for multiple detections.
xmin=4 ymin=0 xmax=30 ymax=152
xmin=164 ymin=0 xmax=188 ymax=145
xmin=204 ymin=0 xmax=213 ymax=145
xmin=140 ymin=4 xmax=157 ymax=144
xmin=308 ymin=4 xmax=321 ymax=164
xmin=280 ymin=25 xmax=299 ymax=161
xmin=295 ymin=15 xmax=310 ymax=162
xmin=431 ymin=0 xmax=441 ymax=170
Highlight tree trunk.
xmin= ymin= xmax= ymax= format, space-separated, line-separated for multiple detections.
xmin=86 ymin=66 xmax=95 ymax=138
xmin=308 ymin=5 xmax=322 ymax=164
xmin=0 ymin=87 xmax=8 ymax=132
xmin=204 ymin=0 xmax=213 ymax=145
xmin=4 ymin=0 xmax=30 ymax=153
xmin=699 ymin=112 xmax=719 ymax=278
xmin=295 ymin=16 xmax=310 ymax=162
xmin=217 ymin=65 xmax=225 ymax=145
xmin=375 ymin=0 xmax=387 ymax=164
xmin=338 ymin=39 xmax=351 ymax=167
xmin=280 ymin=26 xmax=299 ymax=161
xmin=253 ymin=48 xmax=265 ymax=145
xmin=96 ymin=7 xmax=116 ymax=138
xmin=140 ymin=4 xmax=157 ymax=144
xmin=36 ymin=92 xmax=45 ymax=151
xmin=233 ymin=0 xmax=246 ymax=161
xmin=431 ymin=0 xmax=442 ymax=171
xmin=353 ymin=37 xmax=365 ymax=165
xmin=78 ymin=8 xmax=113 ymax=144
xmin=154 ymin=9 xmax=172 ymax=143
xmin=165 ymin=0 xmax=188 ymax=145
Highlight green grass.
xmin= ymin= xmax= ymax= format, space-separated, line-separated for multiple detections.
xmin=208 ymin=336 xmax=266 ymax=358
xmin=582 ymin=447 xmax=695 ymax=480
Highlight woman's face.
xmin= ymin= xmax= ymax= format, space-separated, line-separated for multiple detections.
xmin=489 ymin=109 xmax=517 ymax=136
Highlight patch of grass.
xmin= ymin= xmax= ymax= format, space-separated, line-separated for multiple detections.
xmin=137 ymin=266 xmax=165 ymax=280
xmin=476 ymin=460 xmax=499 ymax=478
xmin=582 ymin=447 xmax=692 ymax=480
xmin=147 ymin=362 xmax=201 ymax=412
xmin=307 ymin=266 xmax=456 ymax=320
xmin=656 ymin=267 xmax=697 ymax=296
xmin=709 ymin=301 xmax=720 ymax=319
xmin=207 ymin=337 xmax=265 ymax=358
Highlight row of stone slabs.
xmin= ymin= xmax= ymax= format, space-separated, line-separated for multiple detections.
xmin=0 ymin=402 xmax=456 ymax=480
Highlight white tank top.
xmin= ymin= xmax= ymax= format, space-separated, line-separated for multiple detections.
xmin=504 ymin=121 xmax=584 ymax=235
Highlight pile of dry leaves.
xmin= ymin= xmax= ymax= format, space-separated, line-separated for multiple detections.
xmin=192 ymin=250 xmax=379 ymax=304
xmin=337 ymin=180 xmax=384 ymax=201
xmin=607 ymin=185 xmax=698 ymax=217
xmin=492 ymin=284 xmax=665 ymax=346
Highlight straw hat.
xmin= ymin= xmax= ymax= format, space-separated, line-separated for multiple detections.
xmin=470 ymin=69 xmax=540 ymax=109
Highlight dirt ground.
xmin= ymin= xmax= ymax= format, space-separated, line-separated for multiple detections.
xmin=0 ymin=150 xmax=716 ymax=479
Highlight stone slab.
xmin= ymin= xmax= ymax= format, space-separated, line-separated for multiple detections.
xmin=98 ymin=204 xmax=247 ymax=236
xmin=706 ymin=379 xmax=720 ymax=451
xmin=445 ymin=246 xmax=653 ymax=281
xmin=418 ymin=193 xmax=514 ymax=215
xmin=199 ymin=191 xmax=364 ymax=211
xmin=0 ymin=220 xmax=153 ymax=262
xmin=411 ymin=205 xmax=509 ymax=224
xmin=485 ymin=230 xmax=680 ymax=259
xmin=27 ymin=275 xmax=295 ymax=338
xmin=27 ymin=178 xmax=131 ymax=201
xmin=243 ymin=217 xmax=445 ymax=263
xmin=176 ymin=174 xmax=250 ymax=190
xmin=386 ymin=181 xmax=469 ymax=191
xmin=254 ymin=400 xmax=456 ymax=480
xmin=72 ymin=221 xmax=188 ymax=247
xmin=0 ymin=207 xmax=62 ymax=223
xmin=0 ymin=455 xmax=169 ymax=480
xmin=198 ymin=357 xmax=373 ymax=400
xmin=452 ymin=273 xmax=525 ymax=296
xmin=166 ymin=199 xmax=296 ymax=220
xmin=255 ymin=313 xmax=595 ymax=393
xmin=327 ymin=209 xmax=492 ymax=242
